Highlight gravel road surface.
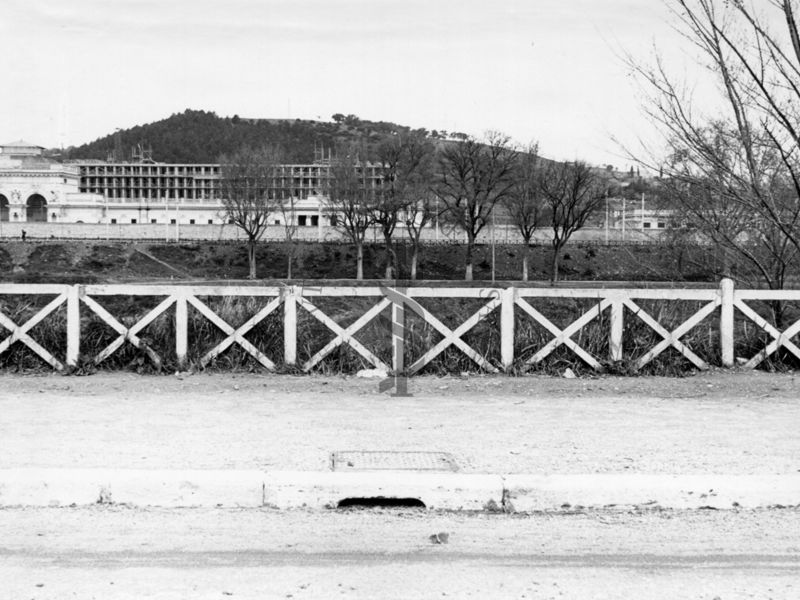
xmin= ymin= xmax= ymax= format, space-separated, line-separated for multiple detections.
xmin=1 ymin=506 xmax=798 ymax=599
xmin=1 ymin=370 xmax=798 ymax=474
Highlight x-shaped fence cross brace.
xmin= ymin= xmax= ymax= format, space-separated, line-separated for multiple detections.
xmin=188 ymin=294 xmax=282 ymax=370
xmin=734 ymin=300 xmax=800 ymax=368
xmin=516 ymin=296 xmax=610 ymax=370
xmin=625 ymin=297 xmax=719 ymax=370
xmin=404 ymin=292 xmax=501 ymax=375
xmin=81 ymin=294 xmax=174 ymax=368
xmin=0 ymin=293 xmax=67 ymax=370
xmin=298 ymin=296 xmax=391 ymax=372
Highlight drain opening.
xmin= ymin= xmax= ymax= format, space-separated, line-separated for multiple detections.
xmin=337 ymin=497 xmax=426 ymax=509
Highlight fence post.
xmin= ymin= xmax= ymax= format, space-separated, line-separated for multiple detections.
xmin=284 ymin=286 xmax=297 ymax=366
xmin=175 ymin=292 xmax=188 ymax=369
xmin=609 ymin=298 xmax=623 ymax=362
xmin=720 ymin=277 xmax=735 ymax=367
xmin=501 ymin=287 xmax=515 ymax=371
xmin=66 ymin=284 xmax=80 ymax=368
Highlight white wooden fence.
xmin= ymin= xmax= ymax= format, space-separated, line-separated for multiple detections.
xmin=0 ymin=279 xmax=798 ymax=373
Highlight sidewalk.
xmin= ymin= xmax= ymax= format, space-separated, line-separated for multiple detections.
xmin=1 ymin=371 xmax=798 ymax=510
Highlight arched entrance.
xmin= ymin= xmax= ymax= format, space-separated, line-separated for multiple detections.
xmin=0 ymin=194 xmax=8 ymax=222
xmin=26 ymin=194 xmax=47 ymax=222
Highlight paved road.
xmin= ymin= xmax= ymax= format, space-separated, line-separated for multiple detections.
xmin=3 ymin=507 xmax=799 ymax=599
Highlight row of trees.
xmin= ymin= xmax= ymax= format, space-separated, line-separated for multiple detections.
xmin=219 ymin=134 xmax=611 ymax=282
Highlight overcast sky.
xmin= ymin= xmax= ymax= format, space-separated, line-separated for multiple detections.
xmin=1 ymin=0 xmax=696 ymax=167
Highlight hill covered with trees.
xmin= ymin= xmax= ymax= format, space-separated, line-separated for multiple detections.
xmin=59 ymin=109 xmax=462 ymax=164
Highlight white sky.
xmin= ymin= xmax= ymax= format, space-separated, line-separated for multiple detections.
xmin=1 ymin=0 xmax=699 ymax=167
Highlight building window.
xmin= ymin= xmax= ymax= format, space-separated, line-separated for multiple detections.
xmin=131 ymin=219 xmax=137 ymax=224
xmin=643 ymin=222 xmax=651 ymax=229
xmin=298 ymin=215 xmax=307 ymax=226
xmin=208 ymin=219 xmax=213 ymax=224
xmin=189 ymin=219 xmax=195 ymax=224
xmin=170 ymin=219 xmax=176 ymax=224
xmin=657 ymin=222 xmax=666 ymax=229
xmin=311 ymin=215 xmax=319 ymax=226
xmin=151 ymin=219 xmax=157 ymax=224
xmin=111 ymin=219 xmax=117 ymax=224
xmin=274 ymin=220 xmax=280 ymax=225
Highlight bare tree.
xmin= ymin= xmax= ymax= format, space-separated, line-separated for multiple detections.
xmin=503 ymin=143 xmax=544 ymax=281
xmin=658 ymin=127 xmax=800 ymax=323
xmin=627 ymin=0 xmax=800 ymax=278
xmin=373 ymin=134 xmax=434 ymax=279
xmin=539 ymin=161 xmax=607 ymax=283
xmin=326 ymin=144 xmax=376 ymax=280
xmin=404 ymin=188 xmax=438 ymax=280
xmin=218 ymin=145 xmax=284 ymax=279
xmin=436 ymin=132 xmax=519 ymax=280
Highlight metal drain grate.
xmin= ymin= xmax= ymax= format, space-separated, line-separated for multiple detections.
xmin=330 ymin=451 xmax=460 ymax=472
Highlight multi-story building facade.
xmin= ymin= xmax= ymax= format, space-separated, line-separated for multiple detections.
xmin=75 ymin=161 xmax=383 ymax=227
xmin=1 ymin=140 xmax=384 ymax=227
xmin=0 ymin=141 xmax=105 ymax=224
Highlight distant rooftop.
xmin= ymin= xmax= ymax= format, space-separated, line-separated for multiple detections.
xmin=1 ymin=140 xmax=44 ymax=156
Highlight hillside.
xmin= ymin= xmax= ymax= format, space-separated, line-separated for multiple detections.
xmin=57 ymin=110 xmax=459 ymax=164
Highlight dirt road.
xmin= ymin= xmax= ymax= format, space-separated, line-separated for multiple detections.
xmin=2 ymin=506 xmax=798 ymax=599
xmin=2 ymin=370 xmax=798 ymax=474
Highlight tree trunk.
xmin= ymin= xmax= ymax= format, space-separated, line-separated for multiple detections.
xmin=248 ymin=239 xmax=257 ymax=279
xmin=384 ymin=233 xmax=394 ymax=280
xmin=356 ymin=243 xmax=364 ymax=280
xmin=411 ymin=245 xmax=419 ymax=280
xmin=284 ymin=237 xmax=293 ymax=279
xmin=550 ymin=244 xmax=559 ymax=284
xmin=522 ymin=252 xmax=529 ymax=282
xmin=465 ymin=234 xmax=474 ymax=281
xmin=771 ymin=300 xmax=786 ymax=329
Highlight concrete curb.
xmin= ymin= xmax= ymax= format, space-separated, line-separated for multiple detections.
xmin=263 ymin=471 xmax=503 ymax=511
xmin=0 ymin=469 xmax=264 ymax=508
xmin=1 ymin=469 xmax=798 ymax=510
xmin=502 ymin=474 xmax=800 ymax=512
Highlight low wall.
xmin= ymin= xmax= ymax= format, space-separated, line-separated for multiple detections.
xmin=0 ymin=222 xmax=668 ymax=245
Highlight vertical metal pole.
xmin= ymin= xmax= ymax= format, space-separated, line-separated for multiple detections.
xmin=720 ymin=278 xmax=735 ymax=367
xmin=491 ymin=218 xmax=496 ymax=282
xmin=435 ymin=199 xmax=439 ymax=242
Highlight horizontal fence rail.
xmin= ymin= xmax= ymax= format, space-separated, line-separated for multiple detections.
xmin=0 ymin=279 xmax=798 ymax=373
